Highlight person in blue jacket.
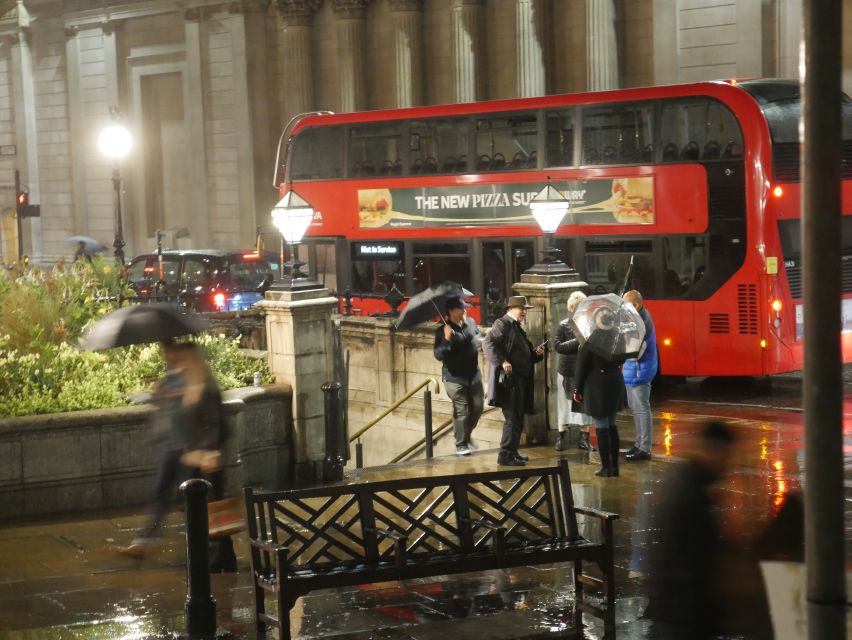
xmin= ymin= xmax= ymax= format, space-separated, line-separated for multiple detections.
xmin=622 ymin=290 xmax=658 ymax=461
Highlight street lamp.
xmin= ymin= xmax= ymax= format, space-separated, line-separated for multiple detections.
xmin=526 ymin=176 xmax=575 ymax=275
xmin=270 ymin=183 xmax=320 ymax=290
xmin=98 ymin=109 xmax=132 ymax=265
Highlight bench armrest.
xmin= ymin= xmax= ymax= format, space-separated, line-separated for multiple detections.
xmin=369 ymin=527 xmax=408 ymax=569
xmin=249 ymin=537 xmax=289 ymax=553
xmin=573 ymin=506 xmax=620 ymax=521
xmin=463 ymin=517 xmax=507 ymax=562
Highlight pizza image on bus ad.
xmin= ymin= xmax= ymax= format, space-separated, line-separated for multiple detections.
xmin=358 ymin=189 xmax=395 ymax=227
xmin=610 ymin=177 xmax=655 ymax=224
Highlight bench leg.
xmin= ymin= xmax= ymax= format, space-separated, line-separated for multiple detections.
xmin=573 ymin=558 xmax=583 ymax=631
xmin=254 ymin=583 xmax=266 ymax=634
xmin=276 ymin=591 xmax=298 ymax=640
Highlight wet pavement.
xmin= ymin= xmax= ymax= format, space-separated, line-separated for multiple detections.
xmin=1 ymin=378 xmax=850 ymax=639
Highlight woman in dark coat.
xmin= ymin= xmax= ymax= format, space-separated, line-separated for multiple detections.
xmin=553 ymin=291 xmax=594 ymax=452
xmin=572 ymin=341 xmax=625 ymax=477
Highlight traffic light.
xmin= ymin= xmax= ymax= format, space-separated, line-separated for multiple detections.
xmin=15 ymin=189 xmax=39 ymax=218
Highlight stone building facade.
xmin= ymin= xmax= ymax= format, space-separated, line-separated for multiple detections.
xmin=0 ymin=0 xmax=850 ymax=265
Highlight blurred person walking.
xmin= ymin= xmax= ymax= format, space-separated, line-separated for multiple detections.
xmin=553 ymin=291 xmax=595 ymax=452
xmin=122 ymin=341 xmax=236 ymax=572
xmin=622 ymin=289 xmax=657 ymax=461
xmin=433 ymin=296 xmax=484 ymax=456
xmin=645 ymin=421 xmax=736 ymax=638
xmin=572 ymin=342 xmax=625 ymax=477
xmin=483 ymin=296 xmax=544 ymax=466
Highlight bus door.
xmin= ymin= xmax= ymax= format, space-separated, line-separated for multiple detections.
xmin=481 ymin=239 xmax=534 ymax=325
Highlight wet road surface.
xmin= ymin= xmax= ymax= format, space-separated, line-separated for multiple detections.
xmin=0 ymin=376 xmax=849 ymax=639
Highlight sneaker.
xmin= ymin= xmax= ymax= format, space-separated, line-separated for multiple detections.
xmin=626 ymin=445 xmax=640 ymax=456
xmin=456 ymin=446 xmax=472 ymax=456
xmin=498 ymin=455 xmax=526 ymax=467
xmin=515 ymin=452 xmax=529 ymax=462
xmin=625 ymin=449 xmax=651 ymax=461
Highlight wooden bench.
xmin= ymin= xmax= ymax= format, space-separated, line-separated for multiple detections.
xmin=243 ymin=459 xmax=619 ymax=638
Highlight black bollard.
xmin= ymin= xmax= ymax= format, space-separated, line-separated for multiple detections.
xmin=180 ymin=478 xmax=217 ymax=639
xmin=322 ymin=381 xmax=345 ymax=481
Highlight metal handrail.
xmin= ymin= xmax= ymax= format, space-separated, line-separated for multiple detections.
xmin=349 ymin=376 xmax=441 ymax=443
xmin=389 ymin=406 xmax=499 ymax=464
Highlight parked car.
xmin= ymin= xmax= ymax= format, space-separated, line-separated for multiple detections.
xmin=125 ymin=249 xmax=279 ymax=311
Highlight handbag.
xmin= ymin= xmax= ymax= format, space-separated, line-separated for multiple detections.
xmin=181 ymin=449 xmax=222 ymax=474
xmin=208 ymin=496 xmax=246 ymax=538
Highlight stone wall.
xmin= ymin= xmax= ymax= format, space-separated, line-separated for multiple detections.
xmin=0 ymin=385 xmax=294 ymax=520
xmin=341 ymin=316 xmax=506 ymax=468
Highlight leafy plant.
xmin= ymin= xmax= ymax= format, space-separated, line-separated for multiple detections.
xmin=0 ymin=261 xmax=273 ymax=419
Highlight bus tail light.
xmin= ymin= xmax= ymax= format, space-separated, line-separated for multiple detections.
xmin=662 ymin=337 xmax=672 ymax=347
xmin=212 ymin=291 xmax=227 ymax=310
xmin=760 ymin=338 xmax=767 ymax=349
xmin=772 ymin=185 xmax=783 ymax=198
xmin=771 ymin=299 xmax=782 ymax=312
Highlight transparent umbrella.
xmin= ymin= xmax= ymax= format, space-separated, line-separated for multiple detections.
xmin=569 ymin=293 xmax=646 ymax=363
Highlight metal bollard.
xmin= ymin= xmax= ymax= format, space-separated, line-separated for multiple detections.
xmin=180 ymin=478 xmax=217 ymax=639
xmin=355 ymin=440 xmax=364 ymax=469
xmin=322 ymin=381 xmax=345 ymax=481
xmin=424 ymin=388 xmax=433 ymax=459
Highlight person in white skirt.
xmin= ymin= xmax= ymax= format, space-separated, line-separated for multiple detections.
xmin=553 ymin=291 xmax=595 ymax=451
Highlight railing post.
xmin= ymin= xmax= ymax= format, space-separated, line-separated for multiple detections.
xmin=355 ymin=440 xmax=364 ymax=469
xmin=179 ymin=478 xmax=216 ymax=639
xmin=424 ymin=388 xmax=433 ymax=459
xmin=322 ymin=381 xmax=345 ymax=482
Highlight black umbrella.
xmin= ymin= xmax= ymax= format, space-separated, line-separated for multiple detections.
xmin=68 ymin=235 xmax=108 ymax=255
xmin=395 ymin=281 xmax=474 ymax=329
xmin=569 ymin=293 xmax=646 ymax=363
xmin=83 ymin=303 xmax=209 ymax=350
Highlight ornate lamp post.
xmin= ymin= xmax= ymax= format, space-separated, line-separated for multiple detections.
xmin=526 ymin=176 xmax=574 ymax=275
xmin=98 ymin=109 xmax=132 ymax=265
xmin=270 ymin=184 xmax=320 ymax=290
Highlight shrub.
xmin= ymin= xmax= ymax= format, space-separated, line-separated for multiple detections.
xmin=0 ymin=261 xmax=273 ymax=418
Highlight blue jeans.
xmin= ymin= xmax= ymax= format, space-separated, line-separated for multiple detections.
xmin=626 ymin=383 xmax=652 ymax=452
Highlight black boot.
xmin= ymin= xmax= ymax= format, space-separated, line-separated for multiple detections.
xmin=609 ymin=425 xmax=621 ymax=477
xmin=594 ymin=428 xmax=611 ymax=477
xmin=577 ymin=430 xmax=596 ymax=451
xmin=555 ymin=431 xmax=568 ymax=451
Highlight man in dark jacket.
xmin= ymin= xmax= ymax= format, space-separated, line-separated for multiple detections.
xmin=646 ymin=421 xmax=736 ymax=638
xmin=434 ymin=296 xmax=483 ymax=456
xmin=482 ymin=295 xmax=545 ymax=466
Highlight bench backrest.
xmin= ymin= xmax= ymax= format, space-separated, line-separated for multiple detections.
xmin=244 ymin=459 xmax=580 ymax=572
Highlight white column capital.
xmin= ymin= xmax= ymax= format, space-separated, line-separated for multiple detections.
xmin=331 ymin=0 xmax=372 ymax=19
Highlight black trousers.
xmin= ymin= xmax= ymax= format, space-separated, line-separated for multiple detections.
xmin=499 ymin=374 xmax=528 ymax=457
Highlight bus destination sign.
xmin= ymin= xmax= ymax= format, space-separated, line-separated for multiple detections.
xmin=357 ymin=177 xmax=654 ymax=229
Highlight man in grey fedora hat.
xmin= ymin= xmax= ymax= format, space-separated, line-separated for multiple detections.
xmin=482 ymin=295 xmax=545 ymax=466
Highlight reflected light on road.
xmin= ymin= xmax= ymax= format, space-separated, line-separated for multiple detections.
xmin=760 ymin=436 xmax=768 ymax=461
xmin=663 ymin=422 xmax=673 ymax=456
xmin=772 ymin=460 xmax=787 ymax=512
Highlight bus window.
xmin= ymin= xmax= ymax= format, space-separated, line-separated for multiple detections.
xmin=412 ymin=242 xmax=471 ymax=292
xmin=310 ymin=241 xmax=338 ymax=292
xmin=581 ymin=103 xmax=654 ymax=166
xmin=662 ymin=235 xmax=707 ymax=298
xmin=475 ymin=113 xmax=537 ymax=171
xmin=352 ymin=242 xmax=405 ymax=295
xmin=483 ymin=242 xmax=507 ymax=324
xmin=291 ymin=126 xmax=343 ymax=180
xmin=409 ymin=118 xmax=469 ymax=174
xmin=584 ymin=240 xmax=655 ymax=297
xmin=659 ymin=98 xmax=743 ymax=163
xmin=545 ymin=109 xmax=575 ymax=167
xmin=349 ymin=123 xmax=402 ymax=177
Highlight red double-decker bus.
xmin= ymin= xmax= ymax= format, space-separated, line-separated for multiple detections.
xmin=274 ymin=79 xmax=852 ymax=377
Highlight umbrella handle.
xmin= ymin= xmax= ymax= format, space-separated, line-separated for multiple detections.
xmin=432 ymin=300 xmax=448 ymax=325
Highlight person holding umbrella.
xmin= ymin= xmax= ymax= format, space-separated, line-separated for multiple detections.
xmin=569 ymin=294 xmax=645 ymax=478
xmin=433 ymin=296 xmax=483 ymax=456
xmin=482 ymin=296 xmax=545 ymax=466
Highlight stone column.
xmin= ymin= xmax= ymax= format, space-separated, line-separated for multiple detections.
xmin=10 ymin=14 xmax=42 ymax=260
xmin=332 ymin=0 xmax=372 ymax=113
xmin=512 ymin=269 xmax=587 ymax=445
xmin=451 ymin=0 xmax=484 ymax=103
xmin=516 ymin=0 xmax=547 ymax=98
xmin=278 ymin=0 xmax=321 ymax=122
xmin=389 ymin=0 xmax=424 ymax=108
xmin=586 ymin=0 xmax=618 ymax=91
xmin=258 ymin=287 xmax=340 ymax=483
